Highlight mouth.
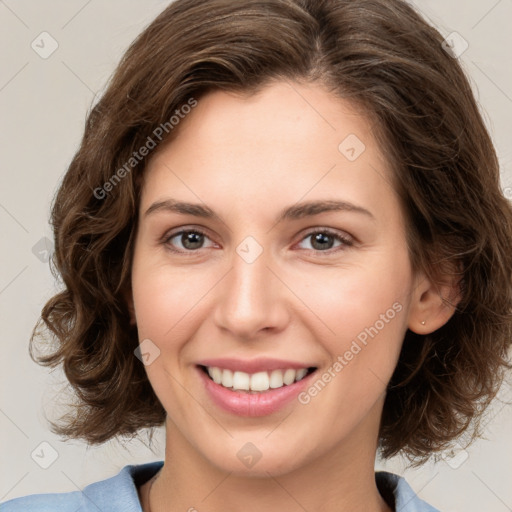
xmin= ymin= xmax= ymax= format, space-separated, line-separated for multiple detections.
xmin=198 ymin=365 xmax=317 ymax=393
xmin=195 ymin=357 xmax=319 ymax=416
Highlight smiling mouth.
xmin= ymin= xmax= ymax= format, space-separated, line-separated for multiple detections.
xmin=199 ymin=365 xmax=317 ymax=393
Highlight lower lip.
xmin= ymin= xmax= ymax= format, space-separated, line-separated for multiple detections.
xmin=197 ymin=366 xmax=315 ymax=417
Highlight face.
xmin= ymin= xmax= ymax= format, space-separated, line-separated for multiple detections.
xmin=129 ymin=80 xmax=423 ymax=476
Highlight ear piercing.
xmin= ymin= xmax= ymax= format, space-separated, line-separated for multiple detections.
xmin=421 ymin=320 xmax=426 ymax=325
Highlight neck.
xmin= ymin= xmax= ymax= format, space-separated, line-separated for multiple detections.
xmin=146 ymin=415 xmax=392 ymax=512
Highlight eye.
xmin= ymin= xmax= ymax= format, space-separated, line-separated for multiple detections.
xmin=162 ymin=227 xmax=354 ymax=255
xmin=296 ymin=229 xmax=354 ymax=253
xmin=163 ymin=228 xmax=216 ymax=253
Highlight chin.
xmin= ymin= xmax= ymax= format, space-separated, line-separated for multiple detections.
xmin=196 ymin=435 xmax=313 ymax=478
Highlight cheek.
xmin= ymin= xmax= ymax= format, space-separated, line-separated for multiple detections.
xmin=289 ymin=249 xmax=412 ymax=382
xmin=131 ymin=259 xmax=213 ymax=340
xmin=298 ymin=258 xmax=409 ymax=336
xmin=291 ymin=261 xmax=411 ymax=430
xmin=130 ymin=257 xmax=215 ymax=414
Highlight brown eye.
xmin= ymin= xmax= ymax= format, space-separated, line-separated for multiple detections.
xmin=164 ymin=229 xmax=215 ymax=253
xmin=180 ymin=231 xmax=204 ymax=250
xmin=297 ymin=229 xmax=353 ymax=253
xmin=310 ymin=232 xmax=335 ymax=250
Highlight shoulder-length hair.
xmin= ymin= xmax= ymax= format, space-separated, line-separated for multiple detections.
xmin=30 ymin=0 xmax=512 ymax=463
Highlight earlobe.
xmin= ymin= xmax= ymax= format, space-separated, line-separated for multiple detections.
xmin=407 ymin=269 xmax=461 ymax=335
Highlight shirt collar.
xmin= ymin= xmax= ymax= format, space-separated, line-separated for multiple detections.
xmin=81 ymin=461 xmax=439 ymax=512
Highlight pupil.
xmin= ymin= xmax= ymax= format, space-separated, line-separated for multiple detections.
xmin=312 ymin=233 xmax=333 ymax=250
xmin=182 ymin=232 xmax=203 ymax=249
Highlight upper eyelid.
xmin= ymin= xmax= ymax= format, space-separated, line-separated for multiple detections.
xmin=163 ymin=226 xmax=212 ymax=241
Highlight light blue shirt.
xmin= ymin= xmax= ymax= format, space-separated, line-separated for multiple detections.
xmin=0 ymin=460 xmax=440 ymax=511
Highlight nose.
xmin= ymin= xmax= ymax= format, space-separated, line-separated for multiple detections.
xmin=213 ymin=244 xmax=290 ymax=341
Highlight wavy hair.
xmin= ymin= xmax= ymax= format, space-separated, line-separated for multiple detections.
xmin=30 ymin=0 xmax=512 ymax=463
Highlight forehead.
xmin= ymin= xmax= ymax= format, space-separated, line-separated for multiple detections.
xmin=140 ymin=81 xmax=398 ymax=222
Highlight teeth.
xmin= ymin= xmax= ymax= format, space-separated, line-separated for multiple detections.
xmin=269 ymin=370 xmax=284 ymax=388
xmin=209 ymin=367 xmax=222 ymax=384
xmin=206 ymin=366 xmax=311 ymax=392
xmin=296 ymin=368 xmax=308 ymax=381
xmin=283 ymin=369 xmax=296 ymax=385
xmin=221 ymin=368 xmax=233 ymax=388
xmin=232 ymin=371 xmax=250 ymax=390
xmin=250 ymin=371 xmax=269 ymax=391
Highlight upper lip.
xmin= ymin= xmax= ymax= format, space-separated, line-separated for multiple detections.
xmin=196 ymin=357 xmax=316 ymax=374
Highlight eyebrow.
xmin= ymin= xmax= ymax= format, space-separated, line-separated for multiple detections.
xmin=144 ymin=198 xmax=375 ymax=222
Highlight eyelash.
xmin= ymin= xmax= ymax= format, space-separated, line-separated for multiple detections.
xmin=161 ymin=227 xmax=354 ymax=256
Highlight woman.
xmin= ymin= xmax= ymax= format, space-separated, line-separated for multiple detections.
xmin=2 ymin=0 xmax=511 ymax=510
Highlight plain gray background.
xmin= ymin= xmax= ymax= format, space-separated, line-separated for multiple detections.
xmin=1 ymin=1 xmax=511 ymax=510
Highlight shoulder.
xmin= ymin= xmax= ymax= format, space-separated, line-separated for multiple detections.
xmin=376 ymin=471 xmax=441 ymax=512
xmin=0 ymin=490 xmax=81 ymax=511
xmin=0 ymin=460 xmax=164 ymax=512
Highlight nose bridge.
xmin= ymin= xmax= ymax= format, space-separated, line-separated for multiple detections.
xmin=213 ymin=238 xmax=287 ymax=337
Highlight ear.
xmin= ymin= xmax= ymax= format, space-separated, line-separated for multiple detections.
xmin=122 ymin=286 xmax=137 ymax=327
xmin=407 ymin=266 xmax=462 ymax=335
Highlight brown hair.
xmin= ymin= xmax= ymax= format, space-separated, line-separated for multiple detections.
xmin=30 ymin=0 xmax=512 ymax=463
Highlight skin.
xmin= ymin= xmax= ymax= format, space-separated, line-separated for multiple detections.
xmin=127 ymin=80 xmax=458 ymax=512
